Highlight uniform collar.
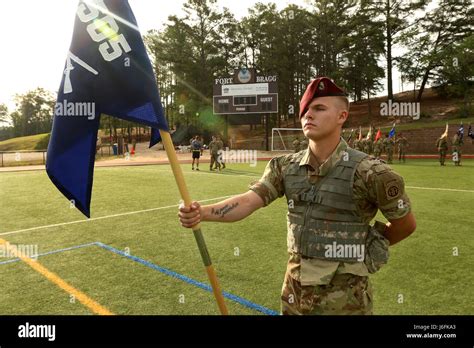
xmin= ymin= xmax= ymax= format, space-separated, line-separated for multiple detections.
xmin=299 ymin=138 xmax=348 ymax=176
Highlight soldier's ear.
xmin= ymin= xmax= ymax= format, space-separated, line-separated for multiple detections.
xmin=338 ymin=110 xmax=348 ymax=125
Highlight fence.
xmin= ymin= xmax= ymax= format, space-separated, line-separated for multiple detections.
xmin=0 ymin=145 xmax=115 ymax=167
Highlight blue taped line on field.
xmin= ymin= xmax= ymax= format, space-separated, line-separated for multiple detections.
xmin=95 ymin=242 xmax=279 ymax=316
xmin=0 ymin=242 xmax=97 ymax=265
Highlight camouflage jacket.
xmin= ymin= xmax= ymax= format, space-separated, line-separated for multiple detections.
xmin=249 ymin=138 xmax=411 ymax=285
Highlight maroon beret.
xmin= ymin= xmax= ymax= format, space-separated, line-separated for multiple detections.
xmin=299 ymin=77 xmax=347 ymax=118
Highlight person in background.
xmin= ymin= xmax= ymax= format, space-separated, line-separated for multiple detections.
xmin=191 ymin=135 xmax=203 ymax=171
xmin=209 ymin=136 xmax=220 ymax=171
xmin=396 ymin=133 xmax=409 ymax=163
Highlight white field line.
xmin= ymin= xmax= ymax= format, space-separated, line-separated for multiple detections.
xmin=2 ymin=171 xmax=472 ymax=237
xmin=156 ymin=169 xmax=474 ymax=192
xmin=0 ymin=195 xmax=235 ymax=237
xmin=405 ymin=186 xmax=474 ymax=193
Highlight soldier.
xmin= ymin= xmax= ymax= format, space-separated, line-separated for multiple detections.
xmin=452 ymin=133 xmax=463 ymax=166
xmin=396 ymin=133 xmax=409 ymax=163
xmin=363 ymin=137 xmax=371 ymax=154
xmin=208 ymin=136 xmax=220 ymax=171
xmin=373 ymin=137 xmax=384 ymax=159
xmin=436 ymin=135 xmax=448 ymax=166
xmin=353 ymin=138 xmax=360 ymax=152
xmin=383 ymin=134 xmax=395 ymax=164
xmin=178 ymin=77 xmax=416 ymax=315
xmin=292 ymin=137 xmax=301 ymax=153
xmin=216 ymin=136 xmax=226 ymax=169
xmin=367 ymin=136 xmax=373 ymax=155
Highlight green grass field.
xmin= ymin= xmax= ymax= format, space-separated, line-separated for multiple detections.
xmin=0 ymin=159 xmax=473 ymax=315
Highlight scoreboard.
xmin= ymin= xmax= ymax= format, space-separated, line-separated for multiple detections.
xmin=213 ymin=68 xmax=278 ymax=115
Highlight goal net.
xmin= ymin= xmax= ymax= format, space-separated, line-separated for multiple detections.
xmin=271 ymin=128 xmax=305 ymax=152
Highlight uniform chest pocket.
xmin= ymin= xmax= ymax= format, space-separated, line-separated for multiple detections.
xmin=285 ymin=176 xmax=309 ymax=189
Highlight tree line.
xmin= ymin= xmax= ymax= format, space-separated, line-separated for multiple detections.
xmin=1 ymin=0 xmax=472 ymax=142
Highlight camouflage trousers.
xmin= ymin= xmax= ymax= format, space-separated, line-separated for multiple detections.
xmin=439 ymin=149 xmax=446 ymax=165
xmin=280 ymin=271 xmax=373 ymax=315
xmin=398 ymin=150 xmax=406 ymax=162
xmin=452 ymin=149 xmax=461 ymax=165
xmin=210 ymin=153 xmax=220 ymax=170
xmin=386 ymin=150 xmax=393 ymax=163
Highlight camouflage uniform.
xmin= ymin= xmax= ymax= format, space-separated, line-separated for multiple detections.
xmin=367 ymin=138 xmax=373 ymax=155
xmin=373 ymin=139 xmax=384 ymax=159
xmin=249 ymin=138 xmax=411 ymax=315
xmin=396 ymin=136 xmax=409 ymax=163
xmin=216 ymin=138 xmax=226 ymax=169
xmin=362 ymin=139 xmax=371 ymax=154
xmin=383 ymin=137 xmax=395 ymax=164
xmin=436 ymin=137 xmax=448 ymax=166
xmin=353 ymin=139 xmax=360 ymax=151
xmin=358 ymin=139 xmax=364 ymax=153
xmin=452 ymin=134 xmax=462 ymax=166
xmin=292 ymin=139 xmax=301 ymax=153
xmin=209 ymin=139 xmax=220 ymax=171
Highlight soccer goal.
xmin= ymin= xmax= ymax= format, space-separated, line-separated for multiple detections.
xmin=271 ymin=128 xmax=305 ymax=151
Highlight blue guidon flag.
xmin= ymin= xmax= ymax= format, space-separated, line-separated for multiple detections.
xmin=388 ymin=123 xmax=396 ymax=138
xmin=46 ymin=0 xmax=168 ymax=217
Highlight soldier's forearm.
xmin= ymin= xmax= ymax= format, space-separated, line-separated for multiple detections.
xmin=384 ymin=212 xmax=417 ymax=245
xmin=201 ymin=191 xmax=263 ymax=223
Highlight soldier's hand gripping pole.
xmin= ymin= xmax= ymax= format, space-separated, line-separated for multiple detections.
xmin=159 ymin=130 xmax=229 ymax=315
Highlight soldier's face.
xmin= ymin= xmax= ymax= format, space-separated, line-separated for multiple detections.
xmin=301 ymin=97 xmax=347 ymax=141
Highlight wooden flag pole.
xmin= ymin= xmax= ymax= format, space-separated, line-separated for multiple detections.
xmin=159 ymin=130 xmax=229 ymax=315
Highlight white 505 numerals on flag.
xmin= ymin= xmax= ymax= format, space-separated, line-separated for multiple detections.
xmin=78 ymin=0 xmax=132 ymax=62
xmin=64 ymin=0 xmax=133 ymax=94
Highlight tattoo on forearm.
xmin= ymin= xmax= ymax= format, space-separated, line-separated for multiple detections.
xmin=211 ymin=203 xmax=239 ymax=218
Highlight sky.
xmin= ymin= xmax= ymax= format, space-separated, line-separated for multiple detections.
xmin=0 ymin=0 xmax=407 ymax=111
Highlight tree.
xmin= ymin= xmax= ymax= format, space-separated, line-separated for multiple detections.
xmin=362 ymin=0 xmax=429 ymax=100
xmin=340 ymin=1 xmax=385 ymax=103
xmin=0 ymin=104 xmax=9 ymax=125
xmin=416 ymin=0 xmax=473 ymax=101
xmin=434 ymin=34 xmax=474 ymax=116
xmin=12 ymin=88 xmax=55 ymax=137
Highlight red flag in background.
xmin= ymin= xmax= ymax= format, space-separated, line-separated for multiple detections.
xmin=375 ymin=129 xmax=382 ymax=142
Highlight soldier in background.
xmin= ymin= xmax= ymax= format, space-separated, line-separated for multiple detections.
xmin=178 ymin=77 xmax=416 ymax=315
xmin=367 ymin=137 xmax=373 ymax=155
xmin=216 ymin=136 xmax=226 ymax=170
xmin=383 ymin=134 xmax=395 ymax=164
xmin=396 ymin=133 xmax=409 ymax=163
xmin=436 ymin=135 xmax=448 ymax=166
xmin=292 ymin=137 xmax=301 ymax=153
xmin=452 ymin=132 xmax=463 ymax=166
xmin=353 ymin=137 xmax=360 ymax=151
xmin=209 ymin=136 xmax=220 ymax=171
xmin=363 ymin=137 xmax=371 ymax=154
xmin=373 ymin=137 xmax=384 ymax=159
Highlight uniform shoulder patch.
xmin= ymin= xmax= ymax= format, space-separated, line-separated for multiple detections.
xmin=384 ymin=179 xmax=401 ymax=200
